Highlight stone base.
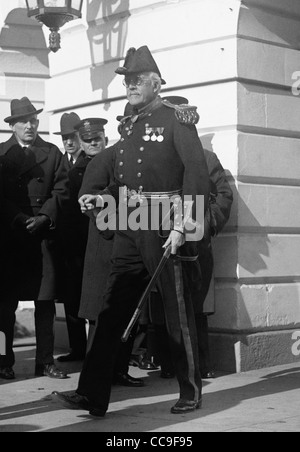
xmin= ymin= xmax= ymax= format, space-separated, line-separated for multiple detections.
xmin=209 ymin=330 xmax=300 ymax=373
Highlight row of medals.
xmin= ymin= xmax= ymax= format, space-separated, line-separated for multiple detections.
xmin=126 ymin=123 xmax=165 ymax=142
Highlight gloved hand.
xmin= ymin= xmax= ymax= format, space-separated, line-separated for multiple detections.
xmin=26 ymin=215 xmax=51 ymax=236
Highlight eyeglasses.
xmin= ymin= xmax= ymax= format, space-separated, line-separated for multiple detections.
xmin=123 ymin=76 xmax=152 ymax=88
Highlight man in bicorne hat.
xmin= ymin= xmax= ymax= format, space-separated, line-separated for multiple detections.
xmin=54 ymin=46 xmax=210 ymax=416
xmin=0 ymin=97 xmax=68 ymax=380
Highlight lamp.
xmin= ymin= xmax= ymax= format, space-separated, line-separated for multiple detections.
xmin=25 ymin=0 xmax=83 ymax=53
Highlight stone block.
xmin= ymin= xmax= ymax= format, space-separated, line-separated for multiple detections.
xmin=237 ymin=134 xmax=300 ymax=184
xmin=209 ymin=329 xmax=300 ymax=372
xmin=210 ymin=282 xmax=300 ymax=331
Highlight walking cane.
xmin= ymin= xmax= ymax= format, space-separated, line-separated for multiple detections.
xmin=121 ymin=244 xmax=172 ymax=343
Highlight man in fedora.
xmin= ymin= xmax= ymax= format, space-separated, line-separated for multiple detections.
xmin=0 ymin=97 xmax=68 ymax=380
xmin=54 ymin=46 xmax=210 ymax=416
xmin=54 ymin=112 xmax=83 ymax=171
xmin=54 ymin=112 xmax=88 ymax=363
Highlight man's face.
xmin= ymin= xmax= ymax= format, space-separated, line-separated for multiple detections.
xmin=11 ymin=115 xmax=39 ymax=145
xmin=62 ymin=132 xmax=81 ymax=157
xmin=124 ymin=73 xmax=158 ymax=109
xmin=80 ymin=132 xmax=107 ymax=157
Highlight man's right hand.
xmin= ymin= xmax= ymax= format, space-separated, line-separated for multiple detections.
xmin=79 ymin=194 xmax=103 ymax=213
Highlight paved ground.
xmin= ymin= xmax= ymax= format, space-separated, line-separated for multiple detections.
xmin=0 ymin=345 xmax=300 ymax=432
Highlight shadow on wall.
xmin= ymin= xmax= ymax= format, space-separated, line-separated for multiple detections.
xmin=0 ymin=8 xmax=49 ymax=69
xmin=241 ymin=0 xmax=300 ymax=48
xmin=86 ymin=0 xmax=130 ymax=99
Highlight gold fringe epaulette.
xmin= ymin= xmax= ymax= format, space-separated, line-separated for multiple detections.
xmin=162 ymin=100 xmax=200 ymax=125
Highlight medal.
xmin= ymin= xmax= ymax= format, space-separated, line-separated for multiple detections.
xmin=143 ymin=126 xmax=152 ymax=142
xmin=151 ymin=134 xmax=157 ymax=142
xmin=157 ymin=127 xmax=165 ymax=143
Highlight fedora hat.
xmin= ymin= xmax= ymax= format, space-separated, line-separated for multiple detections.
xmin=4 ymin=97 xmax=43 ymax=124
xmin=115 ymin=46 xmax=166 ymax=85
xmin=54 ymin=112 xmax=81 ymax=136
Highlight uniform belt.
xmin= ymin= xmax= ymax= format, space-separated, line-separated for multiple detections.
xmin=126 ymin=188 xmax=182 ymax=200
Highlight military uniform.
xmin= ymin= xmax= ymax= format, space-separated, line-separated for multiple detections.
xmin=76 ymin=95 xmax=210 ymax=413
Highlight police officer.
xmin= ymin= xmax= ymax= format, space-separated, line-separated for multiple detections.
xmin=0 ymin=97 xmax=68 ymax=380
xmin=54 ymin=45 xmax=210 ymax=416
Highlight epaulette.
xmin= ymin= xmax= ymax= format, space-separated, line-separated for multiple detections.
xmin=162 ymin=100 xmax=200 ymax=125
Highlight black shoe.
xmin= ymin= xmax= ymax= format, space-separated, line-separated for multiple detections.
xmin=171 ymin=398 xmax=202 ymax=415
xmin=52 ymin=392 xmax=90 ymax=410
xmin=129 ymin=355 xmax=141 ymax=367
xmin=0 ymin=367 xmax=15 ymax=380
xmin=202 ymin=371 xmax=216 ymax=379
xmin=52 ymin=392 xmax=106 ymax=418
xmin=161 ymin=371 xmax=176 ymax=379
xmin=35 ymin=364 xmax=68 ymax=379
xmin=113 ymin=373 xmax=145 ymax=388
xmin=57 ymin=353 xmax=85 ymax=363
xmin=139 ymin=357 xmax=160 ymax=371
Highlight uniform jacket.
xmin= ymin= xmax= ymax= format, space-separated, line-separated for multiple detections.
xmin=0 ymin=135 xmax=68 ymax=301
xmin=111 ymin=98 xmax=210 ymax=218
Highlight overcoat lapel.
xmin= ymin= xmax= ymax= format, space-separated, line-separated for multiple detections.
xmin=0 ymin=135 xmax=49 ymax=176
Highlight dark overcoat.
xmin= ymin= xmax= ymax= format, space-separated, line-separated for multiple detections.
xmin=78 ymin=146 xmax=116 ymax=321
xmin=0 ymin=135 xmax=68 ymax=301
xmin=194 ymin=149 xmax=233 ymax=315
xmin=56 ymin=153 xmax=91 ymax=304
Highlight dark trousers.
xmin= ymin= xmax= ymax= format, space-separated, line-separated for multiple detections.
xmin=150 ymin=315 xmax=211 ymax=376
xmin=63 ymin=257 xmax=87 ymax=357
xmin=77 ymin=228 xmax=202 ymax=412
xmin=87 ymin=321 xmax=136 ymax=376
xmin=0 ymin=299 xmax=56 ymax=368
xmin=196 ymin=314 xmax=211 ymax=375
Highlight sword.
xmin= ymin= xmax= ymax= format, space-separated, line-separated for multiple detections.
xmin=121 ymin=244 xmax=172 ymax=343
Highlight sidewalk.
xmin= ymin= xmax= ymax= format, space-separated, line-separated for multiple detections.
xmin=0 ymin=345 xmax=299 ymax=432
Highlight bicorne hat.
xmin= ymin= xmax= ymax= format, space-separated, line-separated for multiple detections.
xmin=75 ymin=118 xmax=108 ymax=140
xmin=54 ymin=112 xmax=81 ymax=136
xmin=115 ymin=46 xmax=166 ymax=85
xmin=4 ymin=97 xmax=43 ymax=124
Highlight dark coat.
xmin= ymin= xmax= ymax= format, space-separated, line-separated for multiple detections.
xmin=0 ymin=135 xmax=68 ymax=301
xmin=78 ymin=146 xmax=116 ymax=321
xmin=195 ymin=149 xmax=233 ymax=314
xmin=56 ymin=153 xmax=91 ymax=304
xmin=58 ymin=153 xmax=90 ymax=259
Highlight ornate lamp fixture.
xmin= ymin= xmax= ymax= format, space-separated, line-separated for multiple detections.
xmin=25 ymin=0 xmax=83 ymax=53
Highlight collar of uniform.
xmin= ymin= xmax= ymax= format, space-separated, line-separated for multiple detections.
xmin=132 ymin=96 xmax=162 ymax=122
